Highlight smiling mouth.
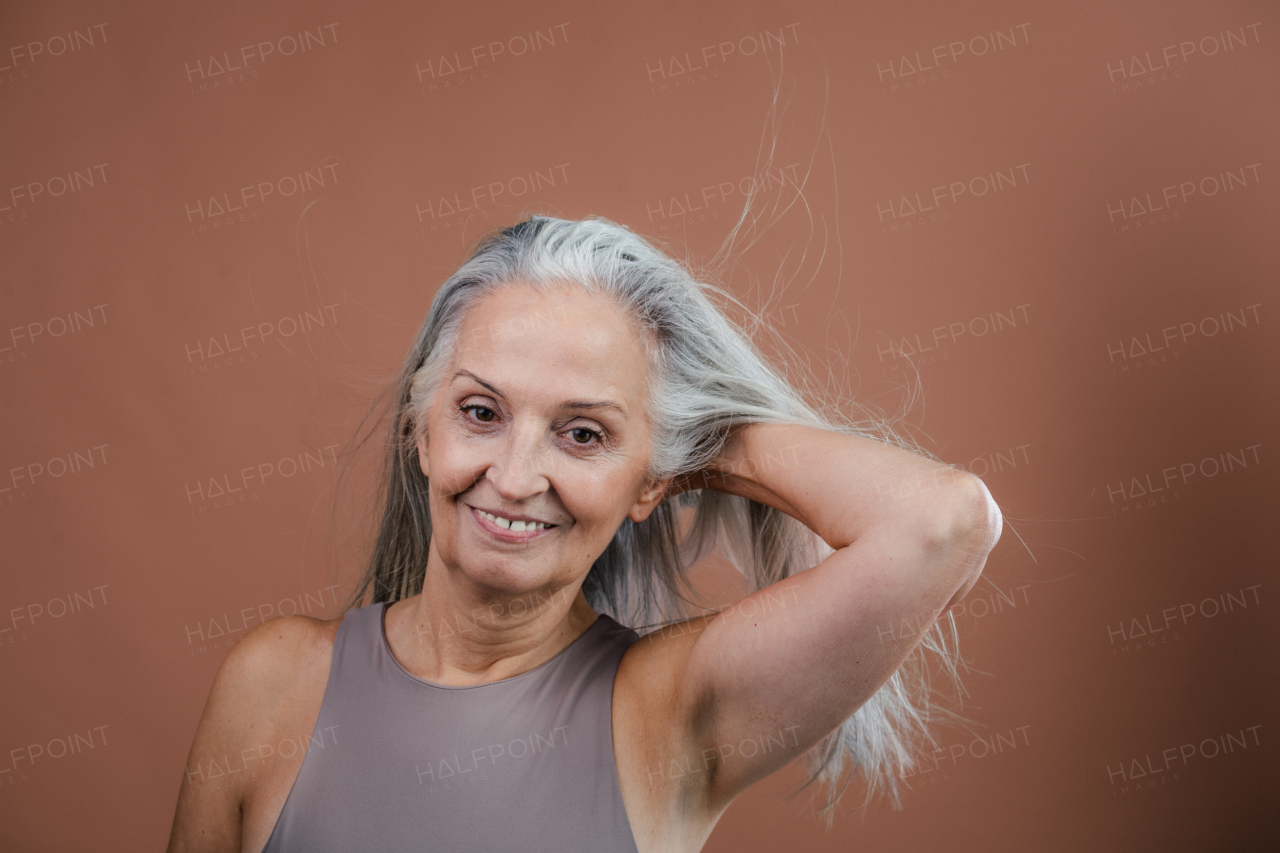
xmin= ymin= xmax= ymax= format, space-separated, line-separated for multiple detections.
xmin=473 ymin=508 xmax=553 ymax=532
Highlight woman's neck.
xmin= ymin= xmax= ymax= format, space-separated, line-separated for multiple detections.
xmin=381 ymin=562 xmax=599 ymax=686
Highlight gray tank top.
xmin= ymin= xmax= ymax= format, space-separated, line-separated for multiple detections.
xmin=261 ymin=601 xmax=641 ymax=853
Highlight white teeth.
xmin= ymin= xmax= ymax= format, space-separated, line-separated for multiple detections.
xmin=477 ymin=509 xmax=547 ymax=532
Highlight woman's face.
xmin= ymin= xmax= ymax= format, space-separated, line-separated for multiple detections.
xmin=416 ymin=282 xmax=668 ymax=599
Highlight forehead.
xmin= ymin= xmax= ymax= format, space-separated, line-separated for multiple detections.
xmin=451 ymin=283 xmax=651 ymax=409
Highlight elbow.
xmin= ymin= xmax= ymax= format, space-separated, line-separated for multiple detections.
xmin=921 ymin=472 xmax=1003 ymax=575
xmin=964 ymin=473 xmax=1003 ymax=554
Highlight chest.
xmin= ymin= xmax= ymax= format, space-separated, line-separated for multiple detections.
xmin=243 ymin=649 xmax=649 ymax=852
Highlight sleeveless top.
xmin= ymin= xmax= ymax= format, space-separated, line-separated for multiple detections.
xmin=261 ymin=602 xmax=642 ymax=853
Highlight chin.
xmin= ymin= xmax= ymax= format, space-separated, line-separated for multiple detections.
xmin=447 ymin=545 xmax=558 ymax=595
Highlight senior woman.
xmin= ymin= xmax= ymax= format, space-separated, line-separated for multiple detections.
xmin=167 ymin=216 xmax=1001 ymax=853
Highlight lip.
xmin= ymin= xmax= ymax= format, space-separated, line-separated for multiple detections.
xmin=467 ymin=505 xmax=556 ymax=543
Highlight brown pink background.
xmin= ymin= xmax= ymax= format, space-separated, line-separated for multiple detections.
xmin=1 ymin=0 xmax=1276 ymax=850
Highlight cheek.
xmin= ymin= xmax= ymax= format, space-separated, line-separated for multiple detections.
xmin=426 ymin=429 xmax=489 ymax=493
xmin=559 ymin=462 xmax=642 ymax=523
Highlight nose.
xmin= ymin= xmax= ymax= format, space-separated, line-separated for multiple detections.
xmin=485 ymin=420 xmax=550 ymax=503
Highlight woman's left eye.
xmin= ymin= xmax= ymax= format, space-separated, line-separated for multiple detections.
xmin=568 ymin=427 xmax=601 ymax=445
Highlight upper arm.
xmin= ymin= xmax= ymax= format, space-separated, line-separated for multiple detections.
xmin=665 ymin=473 xmax=1000 ymax=813
xmin=166 ymin=615 xmax=333 ymax=853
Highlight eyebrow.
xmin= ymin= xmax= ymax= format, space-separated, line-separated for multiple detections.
xmin=564 ymin=400 xmax=627 ymax=416
xmin=453 ymin=370 xmax=627 ymax=416
xmin=454 ymin=370 xmax=503 ymax=398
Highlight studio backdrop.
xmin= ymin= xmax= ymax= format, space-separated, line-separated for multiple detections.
xmin=1 ymin=0 xmax=1276 ymax=850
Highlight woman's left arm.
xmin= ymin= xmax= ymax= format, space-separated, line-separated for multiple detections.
xmin=625 ymin=422 xmax=1002 ymax=817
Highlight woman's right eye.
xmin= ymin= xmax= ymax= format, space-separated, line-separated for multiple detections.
xmin=463 ymin=405 xmax=497 ymax=422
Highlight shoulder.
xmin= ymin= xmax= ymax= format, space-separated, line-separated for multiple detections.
xmin=193 ymin=614 xmax=343 ymax=772
xmin=617 ymin=616 xmax=711 ymax=687
xmin=211 ymin=614 xmax=342 ymax=710
xmin=169 ymin=614 xmax=345 ymax=850
xmin=615 ymin=614 xmax=721 ymax=739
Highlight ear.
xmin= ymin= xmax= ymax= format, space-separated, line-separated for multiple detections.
xmin=415 ymin=429 xmax=430 ymax=479
xmin=627 ymin=476 xmax=673 ymax=523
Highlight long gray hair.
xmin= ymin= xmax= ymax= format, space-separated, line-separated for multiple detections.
xmin=345 ymin=215 xmax=968 ymax=819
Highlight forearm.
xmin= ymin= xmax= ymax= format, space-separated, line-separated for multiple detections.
xmin=704 ymin=422 xmax=985 ymax=549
